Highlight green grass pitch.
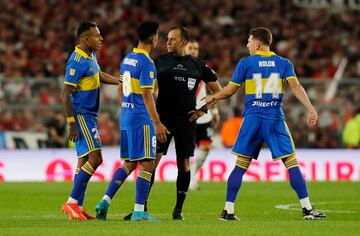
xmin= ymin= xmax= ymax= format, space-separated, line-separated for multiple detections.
xmin=1 ymin=181 xmax=359 ymax=236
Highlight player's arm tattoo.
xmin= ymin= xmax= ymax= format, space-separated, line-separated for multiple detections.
xmin=63 ymin=84 xmax=75 ymax=118
xmin=117 ymin=82 xmax=123 ymax=107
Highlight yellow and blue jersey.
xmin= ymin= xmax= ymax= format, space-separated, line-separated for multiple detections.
xmin=120 ymin=48 xmax=156 ymax=130
xmin=64 ymin=46 xmax=101 ymax=116
xmin=230 ymin=51 xmax=296 ymax=120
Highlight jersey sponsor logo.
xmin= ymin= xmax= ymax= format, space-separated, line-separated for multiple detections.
xmin=187 ymin=78 xmax=196 ymax=90
xmin=69 ymin=68 xmax=76 ymax=76
xmin=173 ymin=64 xmax=187 ymax=71
xmin=251 ymin=101 xmax=278 ymax=107
xmin=123 ymin=58 xmax=138 ymax=66
xmin=259 ymin=61 xmax=275 ymax=67
xmin=174 ymin=76 xmax=185 ymax=82
xmin=122 ymin=102 xmax=134 ymax=108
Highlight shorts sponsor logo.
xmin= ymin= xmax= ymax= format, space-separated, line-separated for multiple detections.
xmin=251 ymin=101 xmax=278 ymax=107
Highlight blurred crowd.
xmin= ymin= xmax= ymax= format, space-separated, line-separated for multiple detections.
xmin=0 ymin=0 xmax=359 ymax=148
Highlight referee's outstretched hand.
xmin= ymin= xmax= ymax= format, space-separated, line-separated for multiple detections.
xmin=156 ymin=122 xmax=170 ymax=143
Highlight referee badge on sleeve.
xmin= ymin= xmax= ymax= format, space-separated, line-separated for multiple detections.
xmin=69 ymin=68 xmax=76 ymax=76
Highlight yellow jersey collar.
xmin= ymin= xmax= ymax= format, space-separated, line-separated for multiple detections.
xmin=254 ymin=51 xmax=276 ymax=56
xmin=75 ymin=46 xmax=93 ymax=59
xmin=133 ymin=48 xmax=151 ymax=59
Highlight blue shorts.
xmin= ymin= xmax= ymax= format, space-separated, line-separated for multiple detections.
xmin=120 ymin=124 xmax=156 ymax=161
xmin=74 ymin=114 xmax=102 ymax=158
xmin=232 ymin=114 xmax=295 ymax=160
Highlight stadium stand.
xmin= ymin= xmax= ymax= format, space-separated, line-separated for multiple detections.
xmin=0 ymin=0 xmax=359 ymax=148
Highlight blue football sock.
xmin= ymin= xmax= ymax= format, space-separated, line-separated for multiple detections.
xmin=288 ymin=166 xmax=308 ymax=199
xmin=74 ymin=168 xmax=86 ymax=207
xmin=105 ymin=166 xmax=129 ymax=199
xmin=70 ymin=162 xmax=94 ymax=201
xmin=135 ymin=170 xmax=152 ymax=205
xmin=226 ymin=165 xmax=247 ymax=202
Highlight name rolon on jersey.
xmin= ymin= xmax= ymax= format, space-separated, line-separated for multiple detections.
xmin=259 ymin=61 xmax=275 ymax=67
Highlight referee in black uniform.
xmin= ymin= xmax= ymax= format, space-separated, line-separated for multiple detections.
xmin=155 ymin=26 xmax=221 ymax=220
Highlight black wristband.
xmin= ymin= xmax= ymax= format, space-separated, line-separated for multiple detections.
xmin=200 ymin=105 xmax=208 ymax=113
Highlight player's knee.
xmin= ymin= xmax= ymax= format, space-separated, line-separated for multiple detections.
xmin=140 ymin=159 xmax=155 ymax=172
xmin=93 ymin=157 xmax=103 ymax=168
xmin=123 ymin=161 xmax=136 ymax=173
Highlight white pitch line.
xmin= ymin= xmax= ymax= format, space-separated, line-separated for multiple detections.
xmin=275 ymin=201 xmax=359 ymax=214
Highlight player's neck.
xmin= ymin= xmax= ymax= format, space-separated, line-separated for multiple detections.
xmin=257 ymin=46 xmax=270 ymax=52
xmin=78 ymin=44 xmax=92 ymax=56
xmin=137 ymin=42 xmax=151 ymax=54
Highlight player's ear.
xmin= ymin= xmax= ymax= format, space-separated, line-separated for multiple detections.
xmin=150 ymin=36 xmax=155 ymax=46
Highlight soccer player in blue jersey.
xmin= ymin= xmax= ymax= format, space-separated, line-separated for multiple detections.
xmin=95 ymin=20 xmax=168 ymax=222
xmin=61 ymin=22 xmax=118 ymax=220
xmin=204 ymin=27 xmax=326 ymax=220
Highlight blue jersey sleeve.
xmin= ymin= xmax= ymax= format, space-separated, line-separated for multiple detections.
xmin=140 ymin=60 xmax=156 ymax=89
xmin=64 ymin=60 xmax=84 ymax=86
xmin=284 ymin=59 xmax=297 ymax=81
xmin=230 ymin=59 xmax=246 ymax=86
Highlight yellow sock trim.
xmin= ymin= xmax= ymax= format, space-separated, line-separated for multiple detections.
xmin=235 ymin=156 xmax=251 ymax=170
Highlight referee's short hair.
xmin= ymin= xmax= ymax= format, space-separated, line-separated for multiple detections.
xmin=137 ymin=21 xmax=159 ymax=43
xmin=170 ymin=25 xmax=189 ymax=42
xmin=77 ymin=22 xmax=97 ymax=37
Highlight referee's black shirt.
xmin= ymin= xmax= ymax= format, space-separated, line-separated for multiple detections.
xmin=155 ymin=53 xmax=217 ymax=116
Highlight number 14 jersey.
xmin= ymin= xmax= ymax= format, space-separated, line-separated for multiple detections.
xmin=119 ymin=48 xmax=157 ymax=130
xmin=230 ymin=51 xmax=297 ymax=120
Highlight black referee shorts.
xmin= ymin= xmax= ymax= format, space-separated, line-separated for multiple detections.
xmin=196 ymin=122 xmax=213 ymax=146
xmin=156 ymin=115 xmax=196 ymax=157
